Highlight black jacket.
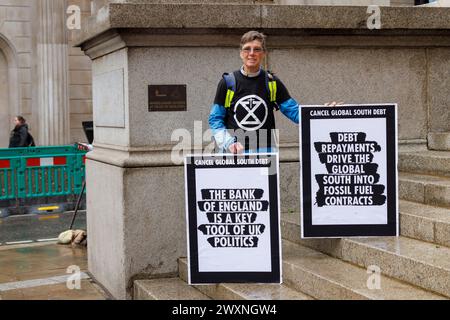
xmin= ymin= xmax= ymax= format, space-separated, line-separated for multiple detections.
xmin=9 ymin=124 xmax=31 ymax=148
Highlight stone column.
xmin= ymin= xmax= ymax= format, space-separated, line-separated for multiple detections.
xmin=36 ymin=0 xmax=70 ymax=145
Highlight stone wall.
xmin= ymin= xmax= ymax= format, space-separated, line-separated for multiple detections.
xmin=0 ymin=0 xmax=93 ymax=147
xmin=276 ymin=0 xmax=391 ymax=5
xmin=391 ymin=0 xmax=415 ymax=5
xmin=68 ymin=0 xmax=93 ymax=144
xmin=91 ymin=0 xmax=417 ymax=13
xmin=1 ymin=0 xmax=423 ymax=148
xmin=0 ymin=0 xmax=32 ymax=147
xmin=279 ymin=0 xmax=416 ymax=5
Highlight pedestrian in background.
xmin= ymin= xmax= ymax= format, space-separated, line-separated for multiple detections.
xmin=8 ymin=115 xmax=35 ymax=148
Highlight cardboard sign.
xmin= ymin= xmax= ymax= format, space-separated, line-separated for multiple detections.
xmin=185 ymin=153 xmax=281 ymax=284
xmin=300 ymin=104 xmax=398 ymax=238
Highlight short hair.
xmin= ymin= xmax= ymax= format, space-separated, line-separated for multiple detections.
xmin=16 ymin=115 xmax=26 ymax=124
xmin=240 ymin=31 xmax=267 ymax=52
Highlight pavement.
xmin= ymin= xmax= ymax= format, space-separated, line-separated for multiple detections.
xmin=0 ymin=210 xmax=108 ymax=300
xmin=0 ymin=210 xmax=86 ymax=245
xmin=0 ymin=241 xmax=109 ymax=300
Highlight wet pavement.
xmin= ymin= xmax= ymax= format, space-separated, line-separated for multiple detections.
xmin=0 ymin=242 xmax=109 ymax=300
xmin=0 ymin=211 xmax=86 ymax=245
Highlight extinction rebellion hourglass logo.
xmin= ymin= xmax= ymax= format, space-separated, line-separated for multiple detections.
xmin=313 ymin=132 xmax=387 ymax=207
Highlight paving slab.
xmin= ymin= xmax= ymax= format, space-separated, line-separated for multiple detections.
xmin=0 ymin=243 xmax=108 ymax=300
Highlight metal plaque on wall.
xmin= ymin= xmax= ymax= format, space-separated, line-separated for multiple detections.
xmin=148 ymin=85 xmax=187 ymax=112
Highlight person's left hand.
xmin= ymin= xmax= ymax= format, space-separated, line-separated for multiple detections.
xmin=324 ymin=101 xmax=344 ymax=107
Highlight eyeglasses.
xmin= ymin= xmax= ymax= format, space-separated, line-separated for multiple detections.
xmin=241 ymin=47 xmax=264 ymax=54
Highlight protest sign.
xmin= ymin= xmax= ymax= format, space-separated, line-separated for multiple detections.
xmin=300 ymin=104 xmax=398 ymax=238
xmin=185 ymin=153 xmax=281 ymax=284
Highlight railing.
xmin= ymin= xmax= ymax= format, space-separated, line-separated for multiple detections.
xmin=0 ymin=145 xmax=87 ymax=201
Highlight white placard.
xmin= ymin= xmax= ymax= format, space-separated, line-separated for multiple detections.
xmin=185 ymin=153 xmax=281 ymax=284
xmin=300 ymin=104 xmax=398 ymax=238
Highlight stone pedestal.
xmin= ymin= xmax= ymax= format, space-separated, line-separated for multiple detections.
xmin=36 ymin=0 xmax=70 ymax=145
xmin=76 ymin=2 xmax=450 ymax=299
xmin=276 ymin=0 xmax=391 ymax=5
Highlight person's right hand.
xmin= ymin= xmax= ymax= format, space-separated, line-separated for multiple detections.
xmin=228 ymin=142 xmax=244 ymax=154
xmin=324 ymin=101 xmax=344 ymax=107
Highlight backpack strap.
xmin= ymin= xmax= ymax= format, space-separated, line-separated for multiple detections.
xmin=265 ymin=70 xmax=279 ymax=110
xmin=222 ymin=72 xmax=236 ymax=109
xmin=223 ymin=70 xmax=278 ymax=110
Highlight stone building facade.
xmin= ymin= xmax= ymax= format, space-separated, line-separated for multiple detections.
xmin=0 ymin=0 xmax=420 ymax=148
xmin=0 ymin=0 xmax=92 ymax=148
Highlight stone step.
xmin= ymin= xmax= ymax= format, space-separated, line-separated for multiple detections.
xmin=282 ymin=201 xmax=450 ymax=246
xmin=178 ymin=258 xmax=312 ymax=300
xmin=134 ymin=278 xmax=210 ymax=300
xmin=338 ymin=237 xmax=450 ymax=298
xmin=400 ymin=200 xmax=450 ymax=247
xmin=281 ymin=214 xmax=450 ymax=297
xmin=428 ymin=132 xmax=450 ymax=151
xmin=399 ymin=172 xmax=450 ymax=208
xmin=282 ymin=239 xmax=445 ymax=300
xmin=399 ymin=150 xmax=450 ymax=177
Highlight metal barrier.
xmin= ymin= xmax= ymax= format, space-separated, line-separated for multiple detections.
xmin=0 ymin=145 xmax=87 ymax=201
